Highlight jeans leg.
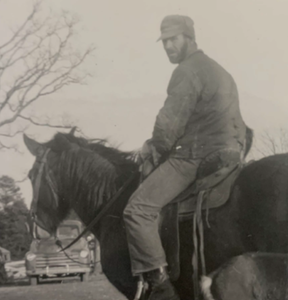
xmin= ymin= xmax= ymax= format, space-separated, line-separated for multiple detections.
xmin=123 ymin=158 xmax=201 ymax=275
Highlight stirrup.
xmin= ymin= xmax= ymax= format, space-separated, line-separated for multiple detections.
xmin=134 ymin=275 xmax=148 ymax=300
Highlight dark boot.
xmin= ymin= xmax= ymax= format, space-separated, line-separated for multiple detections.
xmin=143 ymin=267 xmax=180 ymax=300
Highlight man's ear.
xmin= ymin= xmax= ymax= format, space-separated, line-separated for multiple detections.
xmin=23 ymin=134 xmax=46 ymax=157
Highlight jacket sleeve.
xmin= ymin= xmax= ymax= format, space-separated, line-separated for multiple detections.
xmin=152 ymin=68 xmax=201 ymax=155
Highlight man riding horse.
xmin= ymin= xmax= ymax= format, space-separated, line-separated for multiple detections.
xmin=123 ymin=15 xmax=247 ymax=300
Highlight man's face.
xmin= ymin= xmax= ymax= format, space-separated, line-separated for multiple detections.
xmin=162 ymin=34 xmax=189 ymax=64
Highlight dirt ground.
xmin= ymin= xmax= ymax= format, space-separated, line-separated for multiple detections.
xmin=1 ymin=272 xmax=127 ymax=300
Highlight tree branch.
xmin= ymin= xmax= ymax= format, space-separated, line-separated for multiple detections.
xmin=0 ymin=141 xmax=20 ymax=152
xmin=0 ymin=2 xmax=39 ymax=51
xmin=0 ymin=126 xmax=28 ymax=138
xmin=15 ymin=175 xmax=28 ymax=183
xmin=0 ymin=2 xmax=94 ymax=151
xmin=18 ymin=115 xmax=72 ymax=129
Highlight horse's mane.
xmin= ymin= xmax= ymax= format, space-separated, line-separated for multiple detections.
xmin=46 ymin=133 xmax=139 ymax=221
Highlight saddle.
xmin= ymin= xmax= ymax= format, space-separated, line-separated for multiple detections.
xmin=159 ymin=148 xmax=243 ymax=281
xmin=177 ymin=148 xmax=242 ymax=221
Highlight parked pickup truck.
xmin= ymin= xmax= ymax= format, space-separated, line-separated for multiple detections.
xmin=25 ymin=220 xmax=96 ymax=285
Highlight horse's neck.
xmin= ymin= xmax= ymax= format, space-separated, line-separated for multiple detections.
xmin=74 ymin=170 xmax=139 ymax=235
xmin=60 ymin=151 xmax=135 ymax=221
xmin=88 ymin=179 xmax=139 ymax=300
xmin=94 ymin=217 xmax=137 ymax=299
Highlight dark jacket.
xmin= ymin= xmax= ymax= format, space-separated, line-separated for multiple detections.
xmin=152 ymin=50 xmax=246 ymax=159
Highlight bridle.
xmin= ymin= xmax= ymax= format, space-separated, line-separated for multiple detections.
xmin=30 ymin=148 xmax=59 ymax=235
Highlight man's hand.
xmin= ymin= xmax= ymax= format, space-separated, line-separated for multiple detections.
xmin=139 ymin=140 xmax=153 ymax=163
xmin=140 ymin=140 xmax=161 ymax=165
xmin=138 ymin=140 xmax=162 ymax=179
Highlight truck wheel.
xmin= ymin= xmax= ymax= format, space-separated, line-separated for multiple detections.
xmin=80 ymin=273 xmax=89 ymax=282
xmin=30 ymin=276 xmax=38 ymax=286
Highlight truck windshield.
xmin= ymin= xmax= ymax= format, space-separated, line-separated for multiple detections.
xmin=57 ymin=225 xmax=80 ymax=238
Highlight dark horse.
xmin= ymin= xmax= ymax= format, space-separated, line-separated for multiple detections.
xmin=24 ymin=131 xmax=288 ymax=300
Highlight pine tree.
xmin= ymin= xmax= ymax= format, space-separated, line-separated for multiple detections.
xmin=0 ymin=176 xmax=32 ymax=260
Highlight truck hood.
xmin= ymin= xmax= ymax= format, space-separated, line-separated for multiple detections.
xmin=33 ymin=237 xmax=86 ymax=254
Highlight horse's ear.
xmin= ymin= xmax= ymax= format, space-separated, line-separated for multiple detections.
xmin=69 ymin=127 xmax=77 ymax=136
xmin=23 ymin=134 xmax=46 ymax=157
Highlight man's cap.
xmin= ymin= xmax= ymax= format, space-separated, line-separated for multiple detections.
xmin=157 ymin=15 xmax=195 ymax=42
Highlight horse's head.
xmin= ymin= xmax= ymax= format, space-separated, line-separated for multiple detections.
xmin=23 ymin=130 xmax=77 ymax=235
xmin=24 ymin=128 xmax=138 ymax=236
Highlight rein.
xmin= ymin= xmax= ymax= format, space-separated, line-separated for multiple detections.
xmin=192 ymin=190 xmax=207 ymax=300
xmin=62 ymin=153 xmax=159 ymax=252
xmin=60 ymin=172 xmax=137 ymax=252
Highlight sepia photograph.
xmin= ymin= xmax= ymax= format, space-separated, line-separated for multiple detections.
xmin=0 ymin=0 xmax=288 ymax=299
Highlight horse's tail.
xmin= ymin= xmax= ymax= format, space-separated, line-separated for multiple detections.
xmin=201 ymin=275 xmax=215 ymax=300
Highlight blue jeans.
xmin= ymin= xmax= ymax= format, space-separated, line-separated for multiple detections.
xmin=123 ymin=158 xmax=201 ymax=275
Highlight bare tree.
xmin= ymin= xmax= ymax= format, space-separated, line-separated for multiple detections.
xmin=252 ymin=128 xmax=288 ymax=158
xmin=0 ymin=2 xmax=95 ymax=151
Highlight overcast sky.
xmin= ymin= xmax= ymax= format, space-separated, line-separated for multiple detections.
xmin=0 ymin=0 xmax=287 ymax=206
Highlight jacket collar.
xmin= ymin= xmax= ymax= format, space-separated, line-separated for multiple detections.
xmin=183 ymin=48 xmax=203 ymax=62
